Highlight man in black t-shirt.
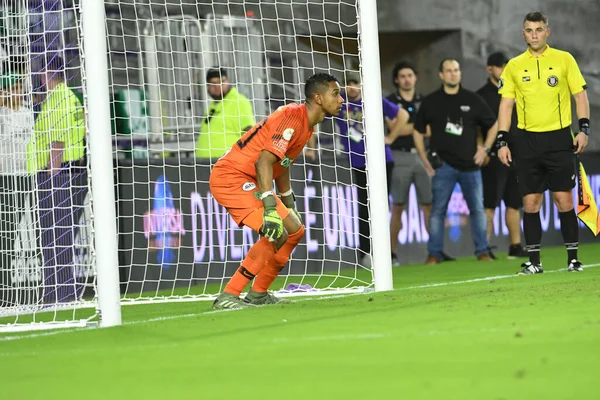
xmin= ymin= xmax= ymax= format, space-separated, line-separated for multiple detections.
xmin=414 ymin=58 xmax=498 ymax=264
xmin=385 ymin=62 xmax=435 ymax=265
xmin=476 ymin=52 xmax=526 ymax=260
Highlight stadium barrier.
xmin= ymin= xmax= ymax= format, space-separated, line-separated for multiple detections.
xmin=3 ymin=151 xmax=600 ymax=303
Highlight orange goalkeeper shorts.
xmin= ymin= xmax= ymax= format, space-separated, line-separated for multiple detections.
xmin=209 ymin=165 xmax=290 ymax=233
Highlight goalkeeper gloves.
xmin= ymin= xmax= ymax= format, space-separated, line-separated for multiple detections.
xmin=261 ymin=192 xmax=283 ymax=242
xmin=280 ymin=191 xmax=302 ymax=224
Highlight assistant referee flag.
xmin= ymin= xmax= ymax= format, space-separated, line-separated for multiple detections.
xmin=577 ymin=161 xmax=600 ymax=236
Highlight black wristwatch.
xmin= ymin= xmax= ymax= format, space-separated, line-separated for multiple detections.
xmin=496 ymin=141 xmax=509 ymax=150
xmin=483 ymin=145 xmax=491 ymax=155
xmin=579 ymin=118 xmax=590 ymax=136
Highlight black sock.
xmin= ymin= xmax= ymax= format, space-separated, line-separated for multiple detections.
xmin=559 ymin=209 xmax=579 ymax=263
xmin=523 ymin=212 xmax=542 ymax=265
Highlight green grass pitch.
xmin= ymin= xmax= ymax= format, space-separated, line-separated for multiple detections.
xmin=1 ymin=243 xmax=599 ymax=399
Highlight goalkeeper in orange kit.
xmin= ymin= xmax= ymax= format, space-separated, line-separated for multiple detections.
xmin=209 ymin=73 xmax=344 ymax=309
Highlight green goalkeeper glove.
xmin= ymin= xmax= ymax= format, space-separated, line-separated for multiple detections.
xmin=280 ymin=191 xmax=302 ymax=224
xmin=261 ymin=192 xmax=283 ymax=242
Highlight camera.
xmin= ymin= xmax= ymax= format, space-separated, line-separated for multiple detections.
xmin=427 ymin=150 xmax=443 ymax=169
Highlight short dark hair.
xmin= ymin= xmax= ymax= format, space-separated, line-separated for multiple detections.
xmin=304 ymin=73 xmax=339 ymax=101
xmin=206 ymin=67 xmax=227 ymax=81
xmin=438 ymin=58 xmax=459 ymax=72
xmin=392 ymin=61 xmax=417 ymax=84
xmin=524 ymin=12 xmax=548 ymax=25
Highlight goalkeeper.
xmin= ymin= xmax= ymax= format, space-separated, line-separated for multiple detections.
xmin=209 ymin=73 xmax=344 ymax=310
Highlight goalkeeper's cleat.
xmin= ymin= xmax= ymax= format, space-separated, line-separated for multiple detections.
xmin=212 ymin=292 xmax=254 ymax=310
xmin=517 ymin=261 xmax=543 ymax=275
xmin=244 ymin=288 xmax=292 ymax=305
xmin=567 ymin=259 xmax=583 ymax=272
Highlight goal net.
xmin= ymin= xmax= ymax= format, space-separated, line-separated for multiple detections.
xmin=1 ymin=0 xmax=386 ymax=332
xmin=0 ymin=0 xmax=96 ymax=331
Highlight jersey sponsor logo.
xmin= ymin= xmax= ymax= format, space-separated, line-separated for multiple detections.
xmin=498 ymin=78 xmax=504 ymax=90
xmin=283 ymin=128 xmax=294 ymax=141
xmin=242 ymin=182 xmax=256 ymax=191
xmin=460 ymin=105 xmax=471 ymax=112
xmin=273 ymin=138 xmax=288 ymax=152
xmin=522 ymin=76 xmax=531 ymax=82
xmin=547 ymin=75 xmax=559 ymax=87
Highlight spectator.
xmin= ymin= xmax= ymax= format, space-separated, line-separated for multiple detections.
xmin=26 ymin=55 xmax=87 ymax=303
xmin=0 ymin=70 xmax=34 ymax=175
xmin=414 ymin=58 xmax=498 ymax=264
xmin=476 ymin=52 xmax=526 ymax=259
xmin=333 ymin=73 xmax=409 ymax=267
xmin=195 ymin=67 xmax=255 ymax=159
xmin=386 ymin=62 xmax=456 ymax=264
xmin=0 ymin=70 xmax=35 ymax=272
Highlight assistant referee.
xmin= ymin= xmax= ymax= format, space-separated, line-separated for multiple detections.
xmin=497 ymin=11 xmax=590 ymax=275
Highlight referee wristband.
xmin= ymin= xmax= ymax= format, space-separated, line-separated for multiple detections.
xmin=496 ymin=130 xmax=510 ymax=150
xmin=579 ymin=118 xmax=590 ymax=135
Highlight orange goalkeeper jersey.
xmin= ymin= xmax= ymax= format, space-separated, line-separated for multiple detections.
xmin=215 ymin=103 xmax=313 ymax=180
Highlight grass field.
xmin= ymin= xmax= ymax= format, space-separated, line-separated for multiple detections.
xmin=1 ymin=243 xmax=599 ymax=399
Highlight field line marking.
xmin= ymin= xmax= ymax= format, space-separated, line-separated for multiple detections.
xmin=2 ymin=263 xmax=598 ymax=343
xmin=400 ymin=263 xmax=600 ymax=291
xmin=0 ymin=293 xmax=360 ymax=343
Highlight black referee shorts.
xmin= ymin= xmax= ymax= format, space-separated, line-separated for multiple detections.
xmin=481 ymin=156 xmax=522 ymax=209
xmin=513 ymin=127 xmax=576 ymax=196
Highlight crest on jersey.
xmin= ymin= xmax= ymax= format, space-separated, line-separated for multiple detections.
xmin=498 ymin=78 xmax=504 ymax=90
xmin=547 ymin=75 xmax=559 ymax=87
xmin=283 ymin=128 xmax=294 ymax=141
xmin=242 ymin=182 xmax=256 ymax=191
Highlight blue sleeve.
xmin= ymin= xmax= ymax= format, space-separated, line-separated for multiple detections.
xmin=382 ymin=97 xmax=399 ymax=119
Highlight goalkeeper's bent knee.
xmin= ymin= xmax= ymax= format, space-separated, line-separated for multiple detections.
xmin=272 ymin=225 xmax=305 ymax=264
xmin=272 ymin=229 xmax=289 ymax=250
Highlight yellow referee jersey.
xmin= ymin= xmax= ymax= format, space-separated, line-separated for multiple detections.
xmin=498 ymin=45 xmax=586 ymax=132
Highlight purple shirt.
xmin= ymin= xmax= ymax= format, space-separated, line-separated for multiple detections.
xmin=334 ymin=94 xmax=396 ymax=169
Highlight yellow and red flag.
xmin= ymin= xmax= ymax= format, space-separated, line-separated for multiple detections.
xmin=577 ymin=162 xmax=600 ymax=236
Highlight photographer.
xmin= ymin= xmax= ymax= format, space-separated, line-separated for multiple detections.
xmin=413 ymin=58 xmax=498 ymax=264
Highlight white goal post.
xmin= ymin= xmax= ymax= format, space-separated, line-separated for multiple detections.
xmin=0 ymin=0 xmax=392 ymax=332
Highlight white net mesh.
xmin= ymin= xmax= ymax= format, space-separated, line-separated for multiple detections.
xmin=111 ymin=0 xmax=372 ymax=303
xmin=0 ymin=0 xmax=96 ymax=331
xmin=1 ymin=0 xmax=376 ymax=331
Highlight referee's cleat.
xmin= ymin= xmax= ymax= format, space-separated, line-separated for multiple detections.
xmin=391 ymin=253 xmax=401 ymax=267
xmin=517 ymin=261 xmax=543 ymax=275
xmin=567 ymin=259 xmax=584 ymax=272
xmin=213 ymin=292 xmax=255 ymax=310
xmin=244 ymin=288 xmax=292 ymax=305
xmin=508 ymin=244 xmax=528 ymax=259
